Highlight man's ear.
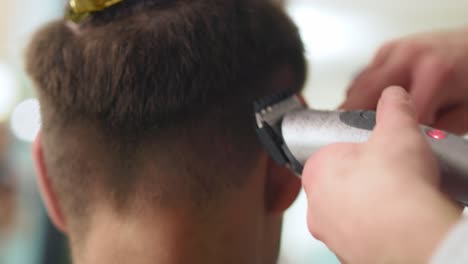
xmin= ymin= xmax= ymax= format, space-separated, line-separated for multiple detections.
xmin=265 ymin=158 xmax=301 ymax=213
xmin=33 ymin=133 xmax=67 ymax=233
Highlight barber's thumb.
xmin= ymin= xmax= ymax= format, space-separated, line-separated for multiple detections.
xmin=373 ymin=86 xmax=419 ymax=140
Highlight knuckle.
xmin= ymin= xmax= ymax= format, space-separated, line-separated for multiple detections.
xmin=403 ymin=41 xmax=428 ymax=54
xmin=304 ymin=146 xmax=334 ymax=172
xmin=304 ymin=146 xmax=336 ymax=175
xmin=372 ymin=41 xmax=397 ymax=66
xmin=398 ymin=41 xmax=430 ymax=60
xmin=303 ymin=144 xmax=359 ymax=184
xmin=303 ymin=151 xmax=331 ymax=194
xmin=306 ymin=216 xmax=322 ymax=241
xmin=425 ymin=54 xmax=455 ymax=76
xmin=308 ymin=227 xmax=322 ymax=241
xmin=378 ymin=41 xmax=396 ymax=55
xmin=303 ymin=155 xmax=320 ymax=180
xmin=302 ymin=160 xmax=317 ymax=190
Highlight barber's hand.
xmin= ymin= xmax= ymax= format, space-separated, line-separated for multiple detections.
xmin=343 ymin=28 xmax=468 ymax=134
xmin=303 ymin=87 xmax=463 ymax=264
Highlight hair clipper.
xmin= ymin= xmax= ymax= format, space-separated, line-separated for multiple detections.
xmin=254 ymin=93 xmax=468 ymax=206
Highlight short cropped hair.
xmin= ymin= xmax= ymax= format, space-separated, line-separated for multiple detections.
xmin=26 ymin=0 xmax=306 ymax=229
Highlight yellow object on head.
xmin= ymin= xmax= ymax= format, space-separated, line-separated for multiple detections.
xmin=67 ymin=0 xmax=124 ymax=23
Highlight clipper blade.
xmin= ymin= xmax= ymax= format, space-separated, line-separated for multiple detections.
xmin=254 ymin=92 xmax=306 ymax=174
xmin=255 ymin=92 xmax=305 ymax=131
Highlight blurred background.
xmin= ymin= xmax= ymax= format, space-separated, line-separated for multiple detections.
xmin=0 ymin=0 xmax=467 ymax=263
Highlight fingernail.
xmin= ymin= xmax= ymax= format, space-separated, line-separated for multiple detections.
xmin=382 ymin=86 xmax=411 ymax=102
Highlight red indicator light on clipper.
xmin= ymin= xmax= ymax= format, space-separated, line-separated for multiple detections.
xmin=426 ymin=129 xmax=447 ymax=140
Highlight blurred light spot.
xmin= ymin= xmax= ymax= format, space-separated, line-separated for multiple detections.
xmin=287 ymin=5 xmax=356 ymax=62
xmin=0 ymin=63 xmax=19 ymax=121
xmin=11 ymin=99 xmax=41 ymax=142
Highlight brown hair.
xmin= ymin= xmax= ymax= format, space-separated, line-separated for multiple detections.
xmin=26 ymin=0 xmax=306 ymax=229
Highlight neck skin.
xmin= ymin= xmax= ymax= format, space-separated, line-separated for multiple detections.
xmin=71 ymin=168 xmax=283 ymax=264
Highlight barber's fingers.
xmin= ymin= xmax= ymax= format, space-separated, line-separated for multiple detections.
xmin=372 ymin=87 xmax=440 ymax=186
xmin=433 ymin=104 xmax=468 ymax=135
xmin=341 ymin=67 xmax=378 ymax=110
xmin=375 ymin=86 xmax=417 ymax=129
xmin=371 ymin=41 xmax=398 ymax=68
xmin=303 ymin=143 xmax=357 ymax=188
xmin=372 ymin=86 xmax=423 ymax=148
xmin=410 ymin=55 xmax=454 ymax=125
xmin=342 ymin=45 xmax=416 ymax=110
xmin=303 ymin=143 xmax=359 ymax=240
xmin=341 ymin=65 xmax=383 ymax=110
xmin=302 ymin=143 xmax=360 ymax=210
xmin=345 ymin=42 xmax=398 ymax=102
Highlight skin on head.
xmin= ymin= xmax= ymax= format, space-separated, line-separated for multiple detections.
xmin=27 ymin=0 xmax=306 ymax=263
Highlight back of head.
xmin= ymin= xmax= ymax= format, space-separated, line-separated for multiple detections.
xmin=26 ymin=0 xmax=305 ymax=242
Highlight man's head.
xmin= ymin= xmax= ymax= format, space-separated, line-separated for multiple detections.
xmin=27 ymin=0 xmax=306 ymax=263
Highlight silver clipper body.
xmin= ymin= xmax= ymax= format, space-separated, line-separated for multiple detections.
xmin=255 ymin=94 xmax=468 ymax=206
